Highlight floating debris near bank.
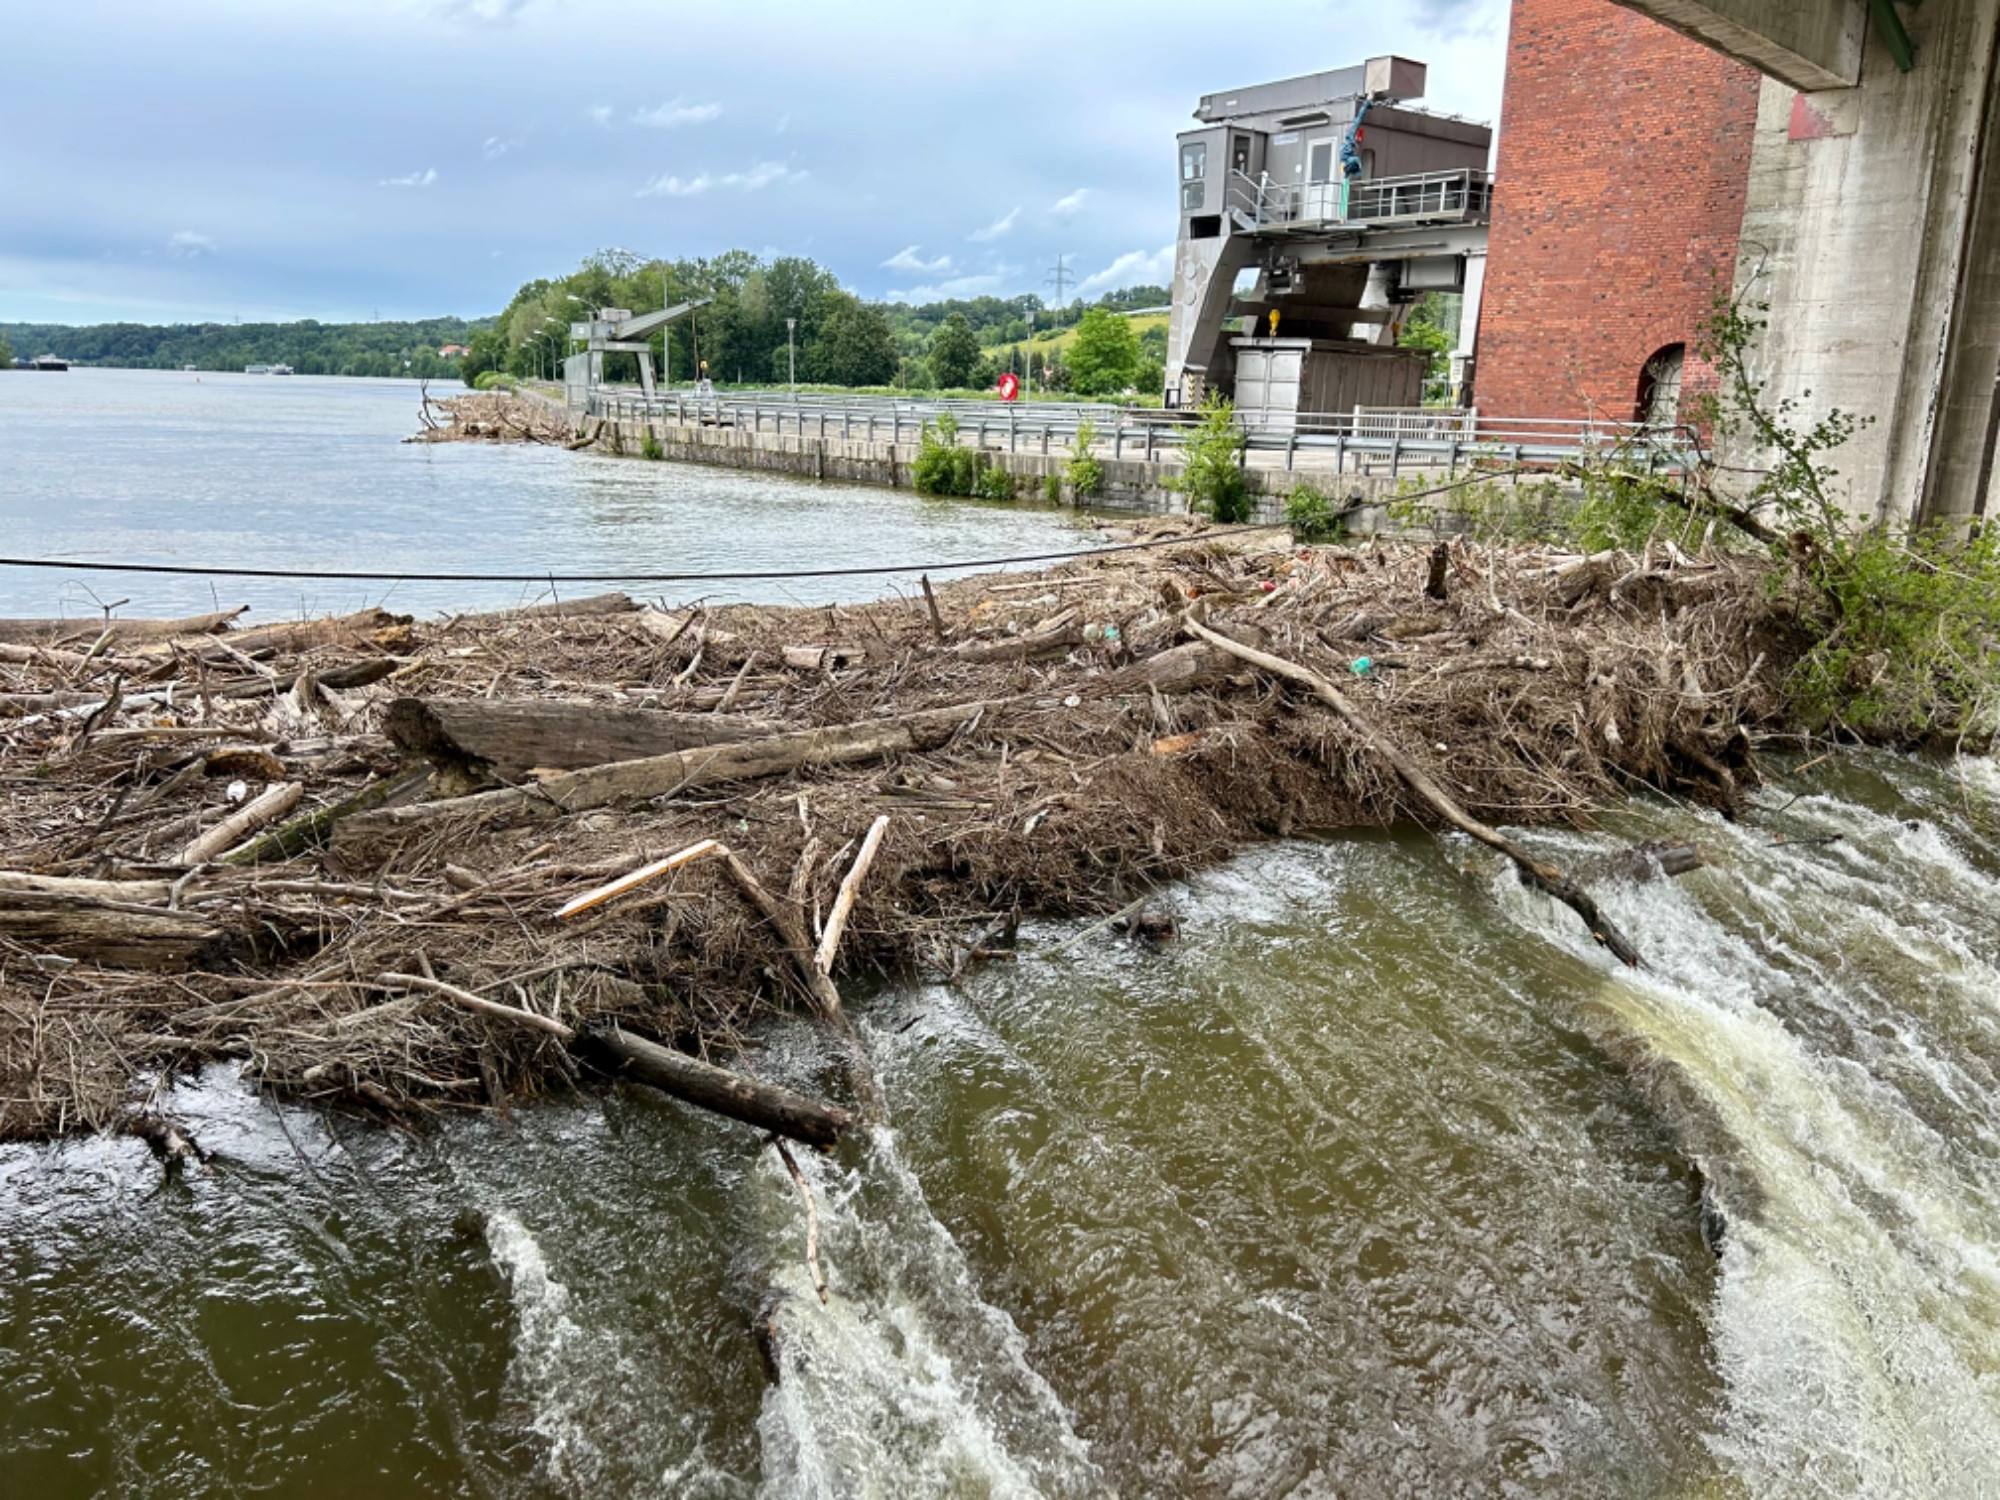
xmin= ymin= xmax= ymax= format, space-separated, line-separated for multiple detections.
xmin=0 ymin=523 xmax=1783 ymax=1149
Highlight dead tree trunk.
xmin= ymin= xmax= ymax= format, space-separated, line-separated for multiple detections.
xmin=386 ymin=698 xmax=787 ymax=779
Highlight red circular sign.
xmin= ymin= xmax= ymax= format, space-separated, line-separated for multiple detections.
xmin=997 ymin=372 xmax=1021 ymax=401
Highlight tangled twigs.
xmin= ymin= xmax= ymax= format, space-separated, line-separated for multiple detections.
xmin=1184 ymin=611 xmax=1644 ymax=966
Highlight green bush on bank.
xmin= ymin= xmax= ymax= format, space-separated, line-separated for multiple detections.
xmin=1285 ymin=482 xmax=1344 ymax=542
xmin=1064 ymin=419 xmax=1105 ymax=502
xmin=1169 ymin=396 xmax=1251 ymax=523
xmin=914 ymin=413 xmax=1001 ymax=499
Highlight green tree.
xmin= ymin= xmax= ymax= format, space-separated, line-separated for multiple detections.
xmin=804 ymin=294 xmax=898 ymax=386
xmin=1068 ymin=307 xmax=1142 ymax=395
xmin=926 ymin=312 xmax=982 ymax=389
xmin=0 ymin=331 xmax=12 ymax=368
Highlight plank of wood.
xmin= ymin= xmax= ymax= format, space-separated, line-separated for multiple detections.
xmin=384 ymin=698 xmax=790 ymax=778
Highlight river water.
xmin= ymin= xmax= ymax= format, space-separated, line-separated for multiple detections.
xmin=0 ymin=369 xmax=1099 ymax=620
xmin=3 ymin=373 xmax=1998 ymax=1497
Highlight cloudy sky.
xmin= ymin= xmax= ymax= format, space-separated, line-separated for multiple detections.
xmin=0 ymin=0 xmax=1510 ymax=325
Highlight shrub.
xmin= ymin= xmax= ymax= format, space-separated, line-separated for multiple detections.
xmin=1285 ymin=482 xmax=1343 ymax=541
xmin=472 ymin=370 xmax=519 ymax=392
xmin=912 ymin=413 xmax=987 ymax=497
xmin=1043 ymin=474 xmax=1062 ymax=504
xmin=1169 ymin=396 xmax=1250 ymax=522
xmin=1065 ymin=418 xmax=1105 ymax=501
xmin=976 ymin=464 xmax=1017 ymax=502
xmin=639 ymin=427 xmax=664 ymax=461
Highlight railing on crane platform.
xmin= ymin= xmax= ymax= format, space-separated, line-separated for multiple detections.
xmin=1223 ymin=166 xmax=1493 ymax=233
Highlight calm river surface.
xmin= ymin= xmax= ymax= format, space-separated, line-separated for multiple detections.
xmin=2 ymin=372 xmax=1997 ymax=1497
xmin=0 ymin=368 xmax=1101 ymax=619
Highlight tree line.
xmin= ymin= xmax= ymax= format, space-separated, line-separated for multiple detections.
xmin=467 ymin=248 xmax=1173 ymax=396
xmin=0 ymin=317 xmax=483 ymax=377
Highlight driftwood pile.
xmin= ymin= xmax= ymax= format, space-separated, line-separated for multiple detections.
xmin=409 ymin=387 xmax=579 ymax=447
xmin=0 ymin=525 xmax=1791 ymax=1149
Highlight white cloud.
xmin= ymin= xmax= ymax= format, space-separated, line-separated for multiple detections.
xmin=772 ymin=113 xmax=792 ymax=136
xmin=379 ymin=167 xmax=438 ymax=188
xmin=635 ymin=161 xmax=802 ymax=197
xmin=881 ymin=246 xmax=952 ymax=275
xmin=632 ymin=98 xmax=722 ymax=129
xmin=1076 ymin=246 xmax=1174 ymax=299
xmin=1051 ymin=188 xmax=1090 ymax=216
xmin=427 ymin=0 xmax=534 ymax=26
xmin=482 ymin=135 xmax=520 ymax=159
xmin=167 ymin=231 xmax=216 ymax=259
xmin=586 ymin=103 xmax=614 ymax=127
xmin=967 ymin=207 xmax=1019 ymax=243
xmin=884 ymin=270 xmax=1015 ymax=303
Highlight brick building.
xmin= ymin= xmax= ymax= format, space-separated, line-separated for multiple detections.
xmin=1473 ymin=0 xmax=1762 ymax=424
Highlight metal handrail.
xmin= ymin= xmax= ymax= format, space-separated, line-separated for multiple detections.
xmin=587 ymin=387 xmax=1701 ymax=480
xmin=1224 ymin=166 xmax=1492 ymax=231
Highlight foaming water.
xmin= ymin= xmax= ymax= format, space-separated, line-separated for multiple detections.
xmin=754 ymin=1133 xmax=1103 ymax=1498
xmin=3 ymin=755 xmax=1994 ymax=1496
xmin=1494 ymin=756 xmax=2000 ymax=1494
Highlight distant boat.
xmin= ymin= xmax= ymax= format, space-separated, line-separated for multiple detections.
xmin=245 ymin=363 xmax=294 ymax=376
xmin=182 ymin=364 xmax=198 ymax=372
xmin=271 ymin=364 xmax=293 ymax=376
xmin=30 ymin=354 xmax=69 ymax=371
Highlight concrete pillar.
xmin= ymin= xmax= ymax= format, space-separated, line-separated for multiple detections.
xmin=1167 ymin=233 xmax=1257 ymax=404
xmin=1732 ymin=0 xmax=2000 ymax=525
xmin=1350 ymin=262 xmax=1402 ymax=347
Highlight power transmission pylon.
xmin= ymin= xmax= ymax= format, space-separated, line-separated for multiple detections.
xmin=1044 ymin=255 xmax=1074 ymax=321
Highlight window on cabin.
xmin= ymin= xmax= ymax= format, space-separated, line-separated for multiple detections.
xmin=1181 ymin=141 xmax=1208 ymax=212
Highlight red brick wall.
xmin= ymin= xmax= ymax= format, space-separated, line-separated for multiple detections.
xmin=1474 ymin=0 xmax=1762 ymax=423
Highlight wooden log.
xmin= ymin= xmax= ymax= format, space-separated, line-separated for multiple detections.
xmin=340 ymin=698 xmax=1001 ymax=848
xmin=0 ymin=871 xmax=173 ymax=904
xmin=204 ymin=609 xmax=412 ymax=657
xmin=0 ymin=892 xmax=233 ymax=970
xmin=0 ymin=608 xmax=245 ymax=647
xmin=950 ymin=622 xmax=1084 ymax=663
xmin=215 ymin=657 xmax=401 ymax=700
xmin=1184 ymin=614 xmax=1644 ymax=966
xmin=384 ymin=697 xmax=788 ymax=779
xmin=451 ymin=592 xmax=639 ymax=626
xmin=180 ymin=782 xmax=304 ymax=866
xmin=375 ymin=971 xmax=853 ymax=1147
xmin=510 ymin=592 xmax=639 ymax=619
xmin=555 ymin=839 xmax=723 ymax=919
xmin=580 ymin=1023 xmax=856 ymax=1149
xmin=816 ymin=815 xmax=890 ymax=975
xmin=221 ymin=763 xmax=431 ymax=866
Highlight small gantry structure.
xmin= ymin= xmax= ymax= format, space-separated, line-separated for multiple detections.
xmin=563 ymin=299 xmax=712 ymax=410
xmin=1166 ymin=55 xmax=1492 ymax=423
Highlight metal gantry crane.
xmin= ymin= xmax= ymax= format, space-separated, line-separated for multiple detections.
xmin=565 ymin=298 xmax=713 ymax=403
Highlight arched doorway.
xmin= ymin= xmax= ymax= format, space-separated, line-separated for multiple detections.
xmin=1635 ymin=343 xmax=1685 ymax=427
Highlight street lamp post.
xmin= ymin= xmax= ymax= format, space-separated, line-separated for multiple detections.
xmin=1025 ymin=309 xmax=1035 ymax=393
xmin=786 ymin=318 xmax=796 ymax=394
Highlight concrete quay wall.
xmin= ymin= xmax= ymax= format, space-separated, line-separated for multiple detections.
xmin=591 ymin=412 xmax=1419 ymax=528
